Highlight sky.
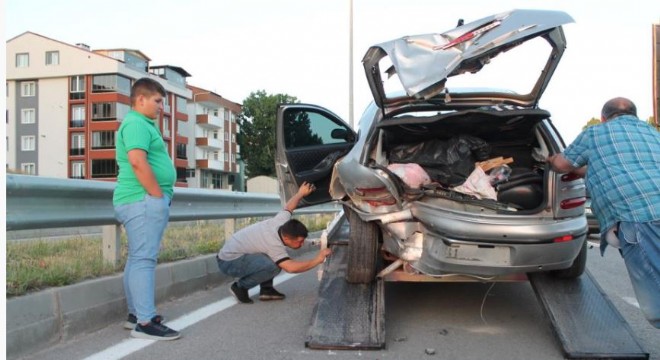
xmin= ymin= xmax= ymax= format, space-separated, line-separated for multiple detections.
xmin=4 ymin=0 xmax=660 ymax=144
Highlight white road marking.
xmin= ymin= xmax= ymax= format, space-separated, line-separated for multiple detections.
xmin=622 ymin=296 xmax=640 ymax=309
xmin=83 ymin=272 xmax=299 ymax=360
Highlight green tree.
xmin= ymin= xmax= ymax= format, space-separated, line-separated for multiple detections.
xmin=237 ymin=90 xmax=298 ymax=177
xmin=582 ymin=117 xmax=601 ymax=130
xmin=283 ymin=110 xmax=323 ymax=148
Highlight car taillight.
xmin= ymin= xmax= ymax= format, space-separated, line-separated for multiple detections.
xmin=355 ymin=187 xmax=397 ymax=207
xmin=561 ymin=173 xmax=582 ymax=182
xmin=560 ymin=197 xmax=586 ymax=209
xmin=553 ymin=234 xmax=574 ymax=243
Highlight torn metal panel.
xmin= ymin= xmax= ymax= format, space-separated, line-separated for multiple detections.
xmin=362 ymin=9 xmax=574 ymax=110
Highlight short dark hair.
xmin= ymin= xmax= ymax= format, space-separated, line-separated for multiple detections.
xmin=130 ymin=77 xmax=166 ymax=106
xmin=601 ymin=97 xmax=637 ymax=121
xmin=279 ymin=219 xmax=308 ymax=238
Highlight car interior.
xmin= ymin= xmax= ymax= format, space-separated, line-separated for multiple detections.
xmin=372 ymin=107 xmax=553 ymax=211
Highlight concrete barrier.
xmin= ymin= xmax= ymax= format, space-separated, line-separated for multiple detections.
xmin=6 ymin=254 xmax=227 ymax=359
xmin=6 ymin=243 xmax=317 ymax=360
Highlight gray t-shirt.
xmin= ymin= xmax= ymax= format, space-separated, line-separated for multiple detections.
xmin=217 ymin=210 xmax=291 ymax=264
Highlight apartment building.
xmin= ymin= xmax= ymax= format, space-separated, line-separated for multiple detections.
xmin=6 ymin=31 xmax=243 ymax=190
xmin=187 ymin=85 xmax=242 ymax=190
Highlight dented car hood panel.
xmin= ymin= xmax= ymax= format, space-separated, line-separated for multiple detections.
xmin=362 ymin=9 xmax=574 ymax=111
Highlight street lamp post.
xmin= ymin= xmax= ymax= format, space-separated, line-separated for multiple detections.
xmin=349 ymin=0 xmax=354 ymax=129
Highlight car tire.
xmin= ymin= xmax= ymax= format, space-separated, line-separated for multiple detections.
xmin=344 ymin=205 xmax=380 ymax=284
xmin=550 ymin=239 xmax=587 ymax=279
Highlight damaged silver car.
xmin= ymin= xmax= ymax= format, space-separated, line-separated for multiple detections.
xmin=276 ymin=9 xmax=587 ymax=283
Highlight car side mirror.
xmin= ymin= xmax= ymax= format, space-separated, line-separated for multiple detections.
xmin=331 ymin=128 xmax=355 ymax=142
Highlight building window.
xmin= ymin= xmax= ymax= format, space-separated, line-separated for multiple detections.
xmin=16 ymin=53 xmax=29 ymax=67
xmin=176 ymin=168 xmax=188 ymax=183
xmin=70 ymin=76 xmax=85 ymax=100
xmin=92 ymin=102 xmax=130 ymax=121
xmin=21 ymin=109 xmax=36 ymax=124
xmin=176 ymin=144 xmax=187 ymax=159
xmin=46 ymin=51 xmax=60 ymax=65
xmin=224 ymin=132 xmax=229 ymax=141
xmin=70 ymin=133 xmax=85 ymax=156
xmin=224 ymin=153 xmax=229 ymax=161
xmin=21 ymin=135 xmax=35 ymax=151
xmin=71 ymin=161 xmax=85 ymax=179
xmin=108 ymin=51 xmax=123 ymax=61
xmin=91 ymin=131 xmax=115 ymax=149
xmin=21 ymin=82 xmax=36 ymax=97
xmin=92 ymin=74 xmax=131 ymax=94
xmin=162 ymin=116 xmax=170 ymax=137
xmin=231 ymin=154 xmax=235 ymax=162
xmin=201 ymin=172 xmax=223 ymax=189
xmin=91 ymin=159 xmax=118 ymax=178
xmin=176 ymin=96 xmax=187 ymax=113
xmin=162 ymin=95 xmax=171 ymax=113
xmin=150 ymin=67 xmax=165 ymax=77
xmin=71 ymin=104 xmax=85 ymax=127
xmin=21 ymin=163 xmax=36 ymax=175
xmin=224 ymin=109 xmax=230 ymax=121
xmin=231 ymin=134 xmax=236 ymax=143
xmin=177 ymin=120 xmax=188 ymax=137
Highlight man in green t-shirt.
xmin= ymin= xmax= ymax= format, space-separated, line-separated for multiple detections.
xmin=113 ymin=78 xmax=180 ymax=340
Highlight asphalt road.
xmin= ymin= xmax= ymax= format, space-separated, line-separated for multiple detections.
xmin=19 ymin=241 xmax=659 ymax=360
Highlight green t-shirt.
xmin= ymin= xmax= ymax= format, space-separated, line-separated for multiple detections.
xmin=113 ymin=110 xmax=176 ymax=205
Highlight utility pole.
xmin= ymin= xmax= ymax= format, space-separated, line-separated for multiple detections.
xmin=349 ymin=0 xmax=354 ymax=129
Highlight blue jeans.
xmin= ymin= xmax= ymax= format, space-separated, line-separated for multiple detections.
xmin=216 ymin=253 xmax=281 ymax=290
xmin=115 ymin=194 xmax=171 ymax=324
xmin=618 ymin=220 xmax=660 ymax=328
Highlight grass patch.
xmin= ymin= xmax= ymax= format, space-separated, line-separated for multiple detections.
xmin=7 ymin=213 xmax=336 ymax=297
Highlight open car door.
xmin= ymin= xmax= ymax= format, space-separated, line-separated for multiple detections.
xmin=276 ymin=104 xmax=356 ymax=208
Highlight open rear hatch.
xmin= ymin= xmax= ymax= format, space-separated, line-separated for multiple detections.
xmin=362 ymin=9 xmax=574 ymax=115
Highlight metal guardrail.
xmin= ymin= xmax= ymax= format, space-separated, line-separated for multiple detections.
xmin=6 ymin=174 xmax=341 ymax=263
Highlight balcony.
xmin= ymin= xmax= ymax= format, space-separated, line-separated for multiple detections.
xmin=196 ymin=114 xmax=222 ymax=128
xmin=196 ymin=159 xmax=224 ymax=171
xmin=69 ymin=148 xmax=85 ymax=156
xmin=196 ymin=137 xmax=222 ymax=149
xmin=70 ymin=120 xmax=85 ymax=128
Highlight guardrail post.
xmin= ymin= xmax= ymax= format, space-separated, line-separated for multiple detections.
xmin=102 ymin=225 xmax=121 ymax=266
xmin=224 ymin=218 xmax=235 ymax=242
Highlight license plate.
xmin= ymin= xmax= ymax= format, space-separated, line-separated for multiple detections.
xmin=445 ymin=244 xmax=511 ymax=265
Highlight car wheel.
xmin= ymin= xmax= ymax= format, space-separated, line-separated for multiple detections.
xmin=550 ymin=239 xmax=587 ymax=279
xmin=344 ymin=205 xmax=380 ymax=284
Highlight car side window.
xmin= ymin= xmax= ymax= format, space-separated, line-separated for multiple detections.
xmin=283 ymin=110 xmax=354 ymax=149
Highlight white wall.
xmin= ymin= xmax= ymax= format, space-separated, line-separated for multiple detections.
xmin=246 ymin=176 xmax=278 ymax=194
xmin=6 ymin=82 xmax=16 ymax=169
xmin=37 ymin=78 xmax=68 ymax=178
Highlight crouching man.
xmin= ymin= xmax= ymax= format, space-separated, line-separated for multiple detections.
xmin=216 ymin=182 xmax=332 ymax=303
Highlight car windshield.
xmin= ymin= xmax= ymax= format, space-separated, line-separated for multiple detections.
xmin=379 ymin=36 xmax=553 ymax=98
